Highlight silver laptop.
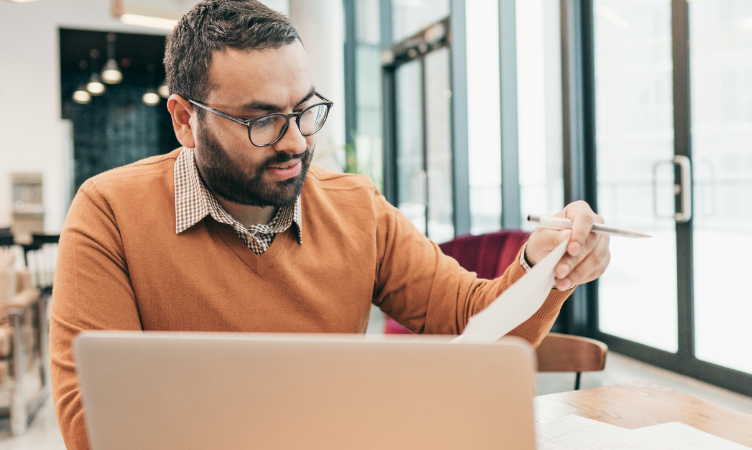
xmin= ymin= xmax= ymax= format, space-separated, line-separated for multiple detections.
xmin=74 ymin=332 xmax=538 ymax=450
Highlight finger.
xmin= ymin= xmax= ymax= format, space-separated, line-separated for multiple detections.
xmin=555 ymin=232 xmax=601 ymax=278
xmin=573 ymin=250 xmax=612 ymax=287
xmin=567 ymin=211 xmax=594 ymax=257
xmin=554 ymin=277 xmax=573 ymax=291
xmin=560 ymin=237 xmax=610 ymax=286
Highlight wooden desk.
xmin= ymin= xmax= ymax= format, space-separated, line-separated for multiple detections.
xmin=534 ymin=381 xmax=752 ymax=447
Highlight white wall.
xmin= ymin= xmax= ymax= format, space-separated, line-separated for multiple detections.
xmin=0 ymin=0 xmax=169 ymax=233
xmin=0 ymin=0 xmax=342 ymax=234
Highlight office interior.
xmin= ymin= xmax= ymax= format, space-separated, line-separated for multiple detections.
xmin=0 ymin=0 xmax=751 ymax=447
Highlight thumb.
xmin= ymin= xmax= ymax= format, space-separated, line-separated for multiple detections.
xmin=558 ymin=229 xmax=572 ymax=245
xmin=527 ymin=229 xmax=572 ymax=265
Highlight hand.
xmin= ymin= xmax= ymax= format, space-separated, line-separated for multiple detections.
xmin=525 ymin=201 xmax=611 ymax=290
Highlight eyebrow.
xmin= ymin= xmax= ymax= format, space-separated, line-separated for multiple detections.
xmin=241 ymin=86 xmax=317 ymax=112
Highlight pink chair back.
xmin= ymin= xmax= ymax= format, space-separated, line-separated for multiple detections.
xmin=383 ymin=229 xmax=531 ymax=334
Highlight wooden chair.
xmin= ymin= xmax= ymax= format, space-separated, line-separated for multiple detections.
xmin=536 ymin=332 xmax=608 ymax=390
xmin=0 ymin=243 xmax=51 ymax=434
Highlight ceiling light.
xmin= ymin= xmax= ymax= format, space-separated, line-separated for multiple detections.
xmin=120 ymin=14 xmax=178 ymax=30
xmin=6 ymin=0 xmax=41 ymax=3
xmin=101 ymin=59 xmax=123 ymax=84
xmin=143 ymin=89 xmax=160 ymax=106
xmin=72 ymin=86 xmax=91 ymax=105
xmin=101 ymin=34 xmax=122 ymax=84
xmin=158 ymin=80 xmax=170 ymax=98
xmin=86 ymin=74 xmax=106 ymax=96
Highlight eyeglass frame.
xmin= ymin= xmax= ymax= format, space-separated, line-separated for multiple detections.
xmin=188 ymin=92 xmax=333 ymax=147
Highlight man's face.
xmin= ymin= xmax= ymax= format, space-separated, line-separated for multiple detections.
xmin=192 ymin=41 xmax=316 ymax=208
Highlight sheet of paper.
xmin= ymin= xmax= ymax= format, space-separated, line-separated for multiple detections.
xmin=536 ymin=415 xmax=699 ymax=450
xmin=452 ymin=238 xmax=570 ymax=343
xmin=631 ymin=422 xmax=749 ymax=450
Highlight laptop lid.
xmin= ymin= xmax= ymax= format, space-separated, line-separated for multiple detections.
xmin=74 ymin=332 xmax=538 ymax=450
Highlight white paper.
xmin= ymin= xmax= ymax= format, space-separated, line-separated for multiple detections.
xmin=631 ymin=422 xmax=749 ymax=450
xmin=536 ymin=415 xmax=699 ymax=450
xmin=452 ymin=238 xmax=570 ymax=343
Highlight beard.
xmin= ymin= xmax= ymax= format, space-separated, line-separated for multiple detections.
xmin=194 ymin=119 xmax=313 ymax=208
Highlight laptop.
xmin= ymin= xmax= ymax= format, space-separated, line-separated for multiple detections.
xmin=74 ymin=332 xmax=538 ymax=450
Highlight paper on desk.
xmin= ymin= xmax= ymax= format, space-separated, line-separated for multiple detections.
xmin=631 ymin=422 xmax=749 ymax=450
xmin=536 ymin=415 xmax=699 ymax=450
xmin=452 ymin=238 xmax=570 ymax=343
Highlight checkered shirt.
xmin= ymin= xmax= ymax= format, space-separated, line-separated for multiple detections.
xmin=174 ymin=147 xmax=302 ymax=255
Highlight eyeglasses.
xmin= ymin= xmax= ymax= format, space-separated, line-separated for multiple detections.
xmin=189 ymin=92 xmax=333 ymax=147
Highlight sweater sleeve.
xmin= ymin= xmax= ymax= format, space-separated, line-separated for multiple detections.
xmin=50 ymin=181 xmax=143 ymax=450
xmin=372 ymin=192 xmax=573 ymax=348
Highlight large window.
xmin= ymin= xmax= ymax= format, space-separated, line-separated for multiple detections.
xmin=466 ymin=0 xmax=502 ymax=234
xmin=690 ymin=0 xmax=752 ymax=375
xmin=517 ymin=0 xmax=564 ymax=231
xmin=391 ymin=0 xmax=450 ymax=43
xmin=351 ymin=0 xmax=384 ymax=190
xmin=587 ymin=0 xmax=752 ymax=395
xmin=593 ymin=0 xmax=678 ymax=352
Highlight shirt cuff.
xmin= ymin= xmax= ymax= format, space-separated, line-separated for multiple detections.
xmin=519 ymin=242 xmax=534 ymax=273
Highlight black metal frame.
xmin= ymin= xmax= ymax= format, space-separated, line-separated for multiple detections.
xmin=343 ymin=0 xmax=358 ymax=155
xmin=380 ymin=0 xmax=398 ymax=205
xmin=499 ymin=0 xmax=521 ymax=230
xmin=449 ymin=0 xmax=471 ymax=236
xmin=562 ymin=0 xmax=752 ymax=397
xmin=560 ymin=0 xmax=597 ymax=337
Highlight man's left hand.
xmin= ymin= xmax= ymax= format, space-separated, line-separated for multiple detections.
xmin=524 ymin=201 xmax=611 ymax=290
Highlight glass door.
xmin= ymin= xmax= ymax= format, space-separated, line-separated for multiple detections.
xmin=389 ymin=18 xmax=455 ymax=243
xmin=690 ymin=0 xmax=752 ymax=376
xmin=593 ymin=0 xmax=679 ymax=352
xmin=424 ymin=47 xmax=454 ymax=243
xmin=395 ymin=60 xmax=426 ymax=233
xmin=587 ymin=0 xmax=752 ymax=395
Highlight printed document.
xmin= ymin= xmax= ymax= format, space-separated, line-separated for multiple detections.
xmin=537 ymin=415 xmax=747 ymax=450
xmin=631 ymin=422 xmax=749 ymax=450
xmin=453 ymin=238 xmax=570 ymax=343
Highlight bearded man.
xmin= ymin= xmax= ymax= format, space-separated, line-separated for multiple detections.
xmin=50 ymin=1 xmax=611 ymax=448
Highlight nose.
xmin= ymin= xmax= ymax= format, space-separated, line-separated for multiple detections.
xmin=271 ymin=118 xmax=308 ymax=155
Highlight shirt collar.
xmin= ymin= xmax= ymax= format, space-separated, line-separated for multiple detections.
xmin=174 ymin=147 xmax=303 ymax=244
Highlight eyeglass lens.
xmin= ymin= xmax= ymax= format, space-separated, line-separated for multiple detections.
xmin=250 ymin=104 xmax=329 ymax=146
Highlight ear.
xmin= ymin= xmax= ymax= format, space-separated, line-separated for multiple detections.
xmin=167 ymin=94 xmax=196 ymax=149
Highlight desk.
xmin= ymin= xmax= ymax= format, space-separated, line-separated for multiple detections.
xmin=534 ymin=381 xmax=752 ymax=447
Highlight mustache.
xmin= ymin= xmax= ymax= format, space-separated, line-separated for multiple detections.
xmin=263 ymin=150 xmax=310 ymax=169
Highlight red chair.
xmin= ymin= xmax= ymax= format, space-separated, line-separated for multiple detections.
xmin=383 ymin=229 xmax=531 ymax=334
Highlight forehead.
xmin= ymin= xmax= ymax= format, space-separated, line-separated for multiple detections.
xmin=205 ymin=41 xmax=312 ymax=107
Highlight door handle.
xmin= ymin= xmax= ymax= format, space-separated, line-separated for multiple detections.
xmin=652 ymin=156 xmax=692 ymax=223
xmin=674 ymin=155 xmax=692 ymax=223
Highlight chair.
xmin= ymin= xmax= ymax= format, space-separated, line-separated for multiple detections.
xmin=0 ymin=238 xmax=52 ymax=434
xmin=536 ymin=332 xmax=608 ymax=390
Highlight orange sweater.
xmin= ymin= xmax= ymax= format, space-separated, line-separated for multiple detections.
xmin=50 ymin=149 xmax=573 ymax=450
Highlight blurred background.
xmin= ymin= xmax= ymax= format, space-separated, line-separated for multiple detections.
xmin=0 ymin=0 xmax=751 ymax=446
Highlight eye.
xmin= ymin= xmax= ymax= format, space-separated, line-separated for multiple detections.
xmin=255 ymin=116 xmax=274 ymax=128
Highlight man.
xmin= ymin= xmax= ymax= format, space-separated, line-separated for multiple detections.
xmin=50 ymin=1 xmax=610 ymax=448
